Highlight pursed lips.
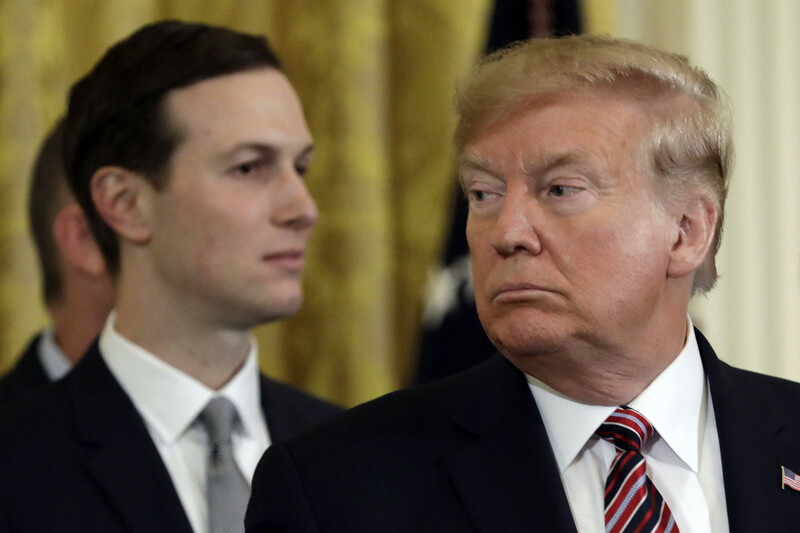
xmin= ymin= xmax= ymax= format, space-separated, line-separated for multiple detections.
xmin=491 ymin=282 xmax=556 ymax=303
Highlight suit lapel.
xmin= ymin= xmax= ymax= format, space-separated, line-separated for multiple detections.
xmin=67 ymin=345 xmax=194 ymax=533
xmin=698 ymin=329 xmax=798 ymax=532
xmin=259 ymin=375 xmax=292 ymax=442
xmin=444 ymin=356 xmax=578 ymax=533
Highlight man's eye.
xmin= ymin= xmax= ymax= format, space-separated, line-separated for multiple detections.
xmin=550 ymin=184 xmax=580 ymax=197
xmin=470 ymin=190 xmax=487 ymax=201
xmin=295 ymin=164 xmax=308 ymax=177
xmin=234 ymin=160 xmax=261 ymax=175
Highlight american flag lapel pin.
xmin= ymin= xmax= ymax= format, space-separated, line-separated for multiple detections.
xmin=782 ymin=466 xmax=800 ymax=492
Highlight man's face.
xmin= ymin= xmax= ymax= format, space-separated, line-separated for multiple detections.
xmin=463 ymin=93 xmax=677 ymax=363
xmin=144 ymin=68 xmax=317 ymax=329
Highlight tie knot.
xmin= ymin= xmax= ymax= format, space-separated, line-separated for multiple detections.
xmin=596 ymin=406 xmax=654 ymax=453
xmin=200 ymin=397 xmax=238 ymax=447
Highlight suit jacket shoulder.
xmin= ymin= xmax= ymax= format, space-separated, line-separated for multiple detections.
xmin=0 ymin=345 xmax=196 ymax=533
xmin=0 ymin=333 xmax=49 ymax=406
xmin=696 ymin=328 xmax=800 ymax=532
xmin=0 ymin=342 xmax=341 ymax=533
xmin=247 ymin=355 xmax=577 ymax=533
xmin=259 ymin=374 xmax=342 ymax=442
xmin=248 ymin=330 xmax=800 ymax=533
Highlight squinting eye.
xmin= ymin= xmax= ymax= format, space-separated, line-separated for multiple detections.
xmin=295 ymin=164 xmax=308 ymax=177
xmin=470 ymin=190 xmax=487 ymax=201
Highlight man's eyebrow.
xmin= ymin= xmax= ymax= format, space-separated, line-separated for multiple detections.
xmin=521 ymin=151 xmax=584 ymax=176
xmin=221 ymin=142 xmax=315 ymax=159
xmin=457 ymin=153 xmax=499 ymax=193
xmin=460 ymin=150 xmax=587 ymax=173
xmin=297 ymin=144 xmax=315 ymax=159
xmin=459 ymin=152 xmax=494 ymax=173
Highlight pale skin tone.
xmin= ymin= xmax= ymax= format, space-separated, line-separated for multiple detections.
xmin=462 ymin=91 xmax=718 ymax=405
xmin=91 ymin=68 xmax=318 ymax=390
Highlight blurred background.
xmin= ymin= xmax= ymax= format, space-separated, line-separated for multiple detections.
xmin=0 ymin=0 xmax=798 ymax=406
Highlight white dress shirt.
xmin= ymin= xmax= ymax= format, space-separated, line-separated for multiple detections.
xmin=527 ymin=319 xmax=729 ymax=533
xmin=37 ymin=326 xmax=72 ymax=381
xmin=99 ymin=312 xmax=271 ymax=533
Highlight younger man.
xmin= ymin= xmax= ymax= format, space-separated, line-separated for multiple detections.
xmin=0 ymin=20 xmax=339 ymax=533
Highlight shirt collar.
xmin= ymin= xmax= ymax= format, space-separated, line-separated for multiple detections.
xmin=527 ymin=316 xmax=705 ymax=474
xmin=37 ymin=326 xmax=72 ymax=381
xmin=629 ymin=321 xmax=705 ymax=472
xmin=99 ymin=311 xmax=264 ymax=444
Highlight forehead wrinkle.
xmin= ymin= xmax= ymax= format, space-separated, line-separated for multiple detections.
xmin=517 ymin=148 xmax=598 ymax=178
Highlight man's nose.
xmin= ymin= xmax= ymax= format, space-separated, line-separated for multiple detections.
xmin=490 ymin=188 xmax=542 ymax=256
xmin=273 ymin=168 xmax=318 ymax=230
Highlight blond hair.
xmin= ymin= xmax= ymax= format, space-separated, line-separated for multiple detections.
xmin=456 ymin=35 xmax=732 ymax=293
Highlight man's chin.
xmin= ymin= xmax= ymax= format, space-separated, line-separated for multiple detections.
xmin=260 ymin=297 xmax=304 ymax=323
xmin=228 ymin=293 xmax=304 ymax=329
xmin=486 ymin=322 xmax=572 ymax=360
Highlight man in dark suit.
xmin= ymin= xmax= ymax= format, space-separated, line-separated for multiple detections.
xmin=0 ymin=119 xmax=114 ymax=405
xmin=246 ymin=35 xmax=800 ymax=532
xmin=0 ymin=21 xmax=339 ymax=533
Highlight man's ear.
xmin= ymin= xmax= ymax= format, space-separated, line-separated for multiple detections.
xmin=52 ymin=203 xmax=106 ymax=277
xmin=666 ymin=193 xmax=719 ymax=279
xmin=90 ymin=166 xmax=152 ymax=245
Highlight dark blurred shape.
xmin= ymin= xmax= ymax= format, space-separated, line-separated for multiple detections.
xmin=415 ymin=0 xmax=582 ymax=384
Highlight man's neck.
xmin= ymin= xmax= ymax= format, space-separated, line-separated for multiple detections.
xmin=48 ymin=301 xmax=109 ymax=364
xmin=507 ymin=316 xmax=690 ymax=406
xmin=111 ymin=254 xmax=260 ymax=390
xmin=113 ymin=306 xmax=253 ymax=391
xmin=520 ymin=352 xmax=678 ymax=406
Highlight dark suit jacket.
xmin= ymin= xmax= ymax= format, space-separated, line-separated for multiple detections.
xmin=245 ymin=329 xmax=800 ymax=532
xmin=0 ymin=343 xmax=341 ymax=533
xmin=0 ymin=334 xmax=50 ymax=405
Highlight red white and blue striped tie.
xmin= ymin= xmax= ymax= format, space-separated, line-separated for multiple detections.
xmin=596 ymin=406 xmax=678 ymax=533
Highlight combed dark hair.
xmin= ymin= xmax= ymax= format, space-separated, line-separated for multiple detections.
xmin=64 ymin=20 xmax=283 ymax=273
xmin=29 ymin=119 xmax=70 ymax=304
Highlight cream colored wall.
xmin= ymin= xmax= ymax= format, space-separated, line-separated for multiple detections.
xmin=585 ymin=0 xmax=800 ymax=380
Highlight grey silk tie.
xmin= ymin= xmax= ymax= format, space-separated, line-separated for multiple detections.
xmin=200 ymin=397 xmax=250 ymax=533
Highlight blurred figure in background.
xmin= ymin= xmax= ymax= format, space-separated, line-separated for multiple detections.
xmin=0 ymin=119 xmax=113 ymax=404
